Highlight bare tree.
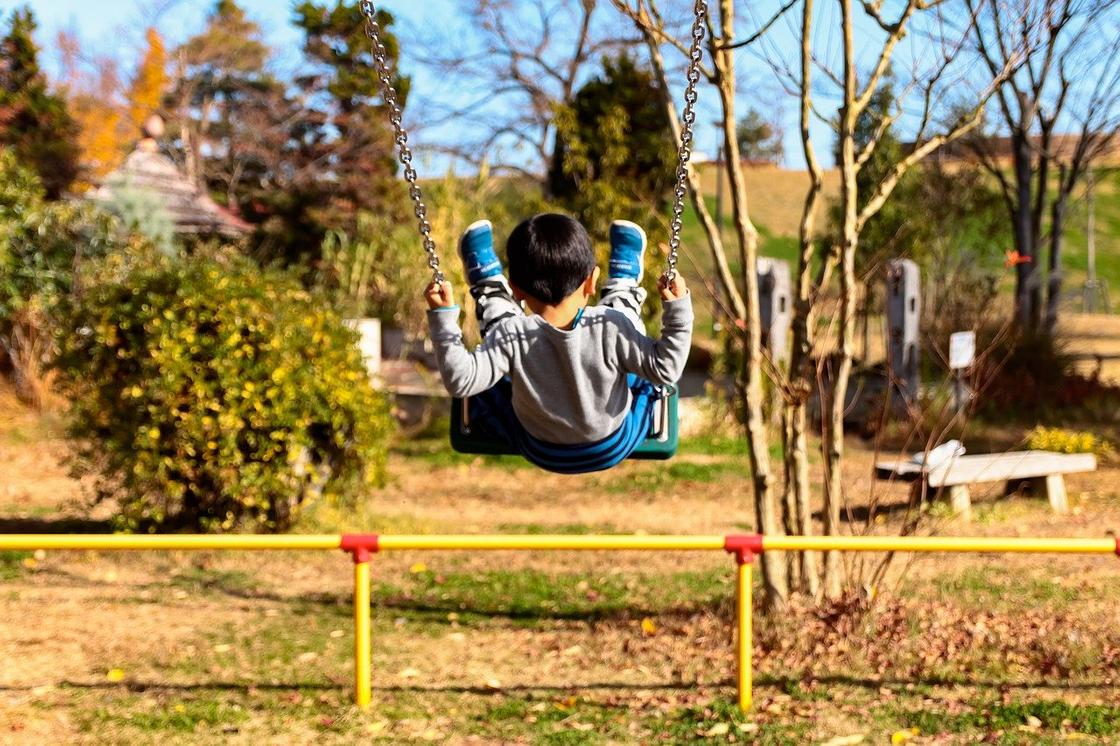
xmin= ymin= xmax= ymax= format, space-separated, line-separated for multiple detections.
xmin=619 ymin=0 xmax=1019 ymax=601
xmin=964 ymin=0 xmax=1120 ymax=333
xmin=421 ymin=0 xmax=637 ymax=186
xmin=805 ymin=0 xmax=1023 ymax=597
xmin=613 ymin=0 xmax=814 ymax=606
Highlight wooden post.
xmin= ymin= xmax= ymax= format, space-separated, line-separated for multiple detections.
xmin=1032 ymin=474 xmax=1069 ymax=515
xmin=947 ymin=485 xmax=972 ymax=522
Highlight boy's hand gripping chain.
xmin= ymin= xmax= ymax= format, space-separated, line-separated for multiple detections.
xmin=663 ymin=0 xmax=709 ymax=287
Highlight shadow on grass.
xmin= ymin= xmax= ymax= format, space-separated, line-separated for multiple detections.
xmin=1 ymin=673 xmax=1112 ymax=696
xmin=0 ymin=516 xmax=113 ymax=534
xmin=164 ymin=567 xmax=734 ymax=624
xmin=161 ymin=575 xmax=731 ymax=624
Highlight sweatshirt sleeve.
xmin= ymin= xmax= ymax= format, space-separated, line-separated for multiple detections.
xmin=614 ymin=294 xmax=694 ymax=385
xmin=426 ymin=307 xmax=513 ymax=398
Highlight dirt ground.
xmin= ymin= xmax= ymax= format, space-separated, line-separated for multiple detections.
xmin=2 ymin=392 xmax=1120 ymax=743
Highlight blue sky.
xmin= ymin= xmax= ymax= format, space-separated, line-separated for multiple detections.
xmin=18 ymin=0 xmax=985 ymax=175
xmin=21 ymin=0 xmax=530 ymax=175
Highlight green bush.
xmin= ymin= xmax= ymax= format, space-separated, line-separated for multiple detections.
xmin=0 ymin=149 xmax=128 ymax=405
xmin=54 ymin=250 xmax=392 ymax=533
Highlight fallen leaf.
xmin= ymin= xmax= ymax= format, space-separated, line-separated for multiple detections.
xmin=213 ymin=644 xmax=232 ymax=654
xmin=822 ymin=736 xmax=865 ymax=746
xmin=891 ymin=728 xmax=920 ymax=744
xmin=1025 ymin=715 xmax=1042 ymax=729
xmin=329 ymin=629 xmax=344 ymax=639
xmin=399 ymin=667 xmax=420 ymax=679
xmin=106 ymin=669 xmax=125 ymax=683
xmin=409 ymin=562 xmax=427 ymax=574
xmin=704 ymin=722 xmax=730 ymax=737
xmin=297 ymin=652 xmax=317 ymax=663
xmin=641 ymin=618 xmax=658 ymax=636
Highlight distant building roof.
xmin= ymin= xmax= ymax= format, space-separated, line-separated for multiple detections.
xmin=89 ymin=116 xmax=250 ymax=238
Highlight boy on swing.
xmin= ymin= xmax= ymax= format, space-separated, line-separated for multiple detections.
xmin=425 ymin=214 xmax=692 ymax=473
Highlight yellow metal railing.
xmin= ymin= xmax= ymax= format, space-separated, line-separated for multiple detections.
xmin=0 ymin=532 xmax=1116 ymax=712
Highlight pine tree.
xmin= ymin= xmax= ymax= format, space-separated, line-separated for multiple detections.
xmin=166 ymin=0 xmax=276 ymax=189
xmin=0 ymin=8 xmax=81 ymax=197
xmin=164 ymin=0 xmax=407 ymax=267
xmin=291 ymin=2 xmax=405 ymax=231
xmin=549 ymin=55 xmax=676 ymax=239
xmin=127 ymin=28 xmax=168 ymax=133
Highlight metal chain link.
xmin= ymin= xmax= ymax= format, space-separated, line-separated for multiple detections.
xmin=360 ymin=0 xmax=706 ymax=286
xmin=359 ymin=2 xmax=445 ymax=285
xmin=664 ymin=0 xmax=708 ymax=285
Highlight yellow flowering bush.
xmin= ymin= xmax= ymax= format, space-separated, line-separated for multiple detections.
xmin=55 ymin=250 xmax=392 ymax=532
xmin=1025 ymin=426 xmax=1116 ymax=461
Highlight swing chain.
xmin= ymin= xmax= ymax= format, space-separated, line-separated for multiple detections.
xmin=359 ymin=2 xmax=445 ymax=285
xmin=663 ymin=0 xmax=708 ymax=286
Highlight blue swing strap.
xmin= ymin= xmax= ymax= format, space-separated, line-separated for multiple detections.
xmin=462 ymin=377 xmax=669 ymax=474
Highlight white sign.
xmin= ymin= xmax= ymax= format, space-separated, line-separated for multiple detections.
xmin=949 ymin=331 xmax=976 ymax=370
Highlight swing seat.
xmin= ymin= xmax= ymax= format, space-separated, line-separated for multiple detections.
xmin=450 ymin=386 xmax=679 ymax=461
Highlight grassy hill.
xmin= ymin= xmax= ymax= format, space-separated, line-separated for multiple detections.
xmin=679 ymin=162 xmax=1120 ymax=311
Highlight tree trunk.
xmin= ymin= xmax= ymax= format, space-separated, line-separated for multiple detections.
xmin=1046 ymin=169 xmax=1068 ymax=335
xmin=716 ymin=0 xmax=788 ymax=606
xmin=782 ymin=0 xmax=823 ymax=597
xmin=1012 ymin=130 xmax=1039 ymax=330
xmin=821 ymin=0 xmax=860 ymax=599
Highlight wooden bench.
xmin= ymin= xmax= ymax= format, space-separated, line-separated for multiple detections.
xmin=875 ymin=451 xmax=1097 ymax=520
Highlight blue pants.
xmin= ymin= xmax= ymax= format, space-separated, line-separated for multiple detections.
xmin=466 ymin=274 xmax=655 ymax=474
xmin=466 ymin=375 xmax=660 ymax=474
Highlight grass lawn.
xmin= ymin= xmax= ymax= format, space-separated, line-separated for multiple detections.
xmin=2 ymin=398 xmax=1120 ymax=743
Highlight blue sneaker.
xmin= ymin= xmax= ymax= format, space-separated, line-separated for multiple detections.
xmin=608 ymin=220 xmax=647 ymax=282
xmin=459 ymin=219 xmax=503 ymax=285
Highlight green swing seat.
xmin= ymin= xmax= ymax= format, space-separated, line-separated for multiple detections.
xmin=450 ymin=387 xmax=680 ymax=460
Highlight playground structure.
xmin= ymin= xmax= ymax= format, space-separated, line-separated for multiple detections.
xmin=1 ymin=532 xmax=1117 ymax=714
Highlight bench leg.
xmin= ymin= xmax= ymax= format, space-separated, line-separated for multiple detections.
xmin=1031 ymin=474 xmax=1069 ymax=515
xmin=947 ymin=485 xmax=972 ymax=522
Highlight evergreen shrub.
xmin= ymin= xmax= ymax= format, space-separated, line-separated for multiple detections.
xmin=55 ymin=250 xmax=392 ymax=532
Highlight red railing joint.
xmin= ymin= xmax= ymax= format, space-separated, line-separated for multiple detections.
xmin=724 ymin=534 xmax=764 ymax=565
xmin=341 ymin=534 xmax=380 ymax=564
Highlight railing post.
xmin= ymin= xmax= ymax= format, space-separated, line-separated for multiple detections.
xmin=354 ymin=553 xmax=371 ymax=709
xmin=342 ymin=535 xmax=380 ymax=709
xmin=724 ymin=535 xmax=763 ymax=713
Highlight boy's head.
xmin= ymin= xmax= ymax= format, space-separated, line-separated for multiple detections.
xmin=507 ymin=214 xmax=596 ymax=305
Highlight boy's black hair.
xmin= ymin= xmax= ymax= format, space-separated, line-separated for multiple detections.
xmin=506 ymin=214 xmax=596 ymax=305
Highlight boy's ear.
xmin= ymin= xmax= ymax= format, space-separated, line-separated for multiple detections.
xmin=583 ymin=266 xmax=601 ymax=296
xmin=511 ymin=283 xmax=527 ymax=302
